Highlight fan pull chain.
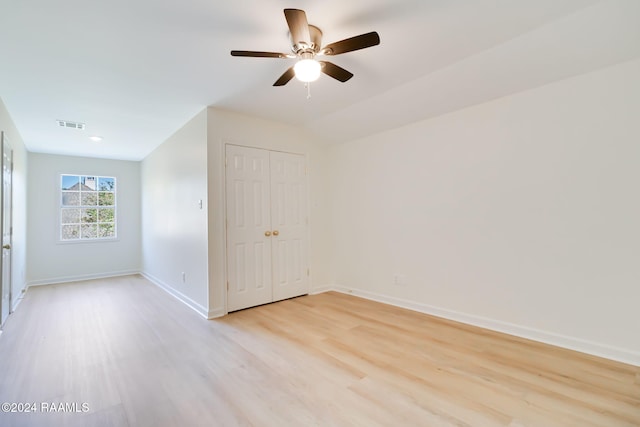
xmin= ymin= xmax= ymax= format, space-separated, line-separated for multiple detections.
xmin=306 ymin=82 xmax=312 ymax=99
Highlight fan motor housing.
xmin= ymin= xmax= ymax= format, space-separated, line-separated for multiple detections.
xmin=290 ymin=24 xmax=323 ymax=54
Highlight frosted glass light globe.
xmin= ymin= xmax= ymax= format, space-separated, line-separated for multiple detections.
xmin=294 ymin=59 xmax=321 ymax=82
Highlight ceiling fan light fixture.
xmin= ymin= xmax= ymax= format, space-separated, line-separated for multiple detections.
xmin=294 ymin=58 xmax=321 ymax=82
xmin=230 ymin=9 xmax=380 ymax=87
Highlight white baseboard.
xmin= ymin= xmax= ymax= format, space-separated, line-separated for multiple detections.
xmin=317 ymin=285 xmax=640 ymax=367
xmin=207 ymin=308 xmax=225 ymax=319
xmin=11 ymin=291 xmax=26 ymax=312
xmin=140 ymin=272 xmax=210 ymax=319
xmin=26 ymin=270 xmax=140 ymax=287
xmin=310 ymin=284 xmax=335 ymax=295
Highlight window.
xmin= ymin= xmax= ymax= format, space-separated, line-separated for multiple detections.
xmin=60 ymin=175 xmax=116 ymax=241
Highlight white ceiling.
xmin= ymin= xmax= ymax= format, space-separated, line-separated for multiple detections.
xmin=1 ymin=0 xmax=639 ymax=160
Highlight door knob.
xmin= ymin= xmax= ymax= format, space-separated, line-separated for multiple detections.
xmin=272 ymin=230 xmax=279 ymax=236
xmin=2 ymin=244 xmax=10 ymax=250
xmin=264 ymin=231 xmax=272 ymax=237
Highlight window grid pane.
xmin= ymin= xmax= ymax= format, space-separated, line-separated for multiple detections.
xmin=81 ymin=192 xmax=98 ymax=206
xmin=62 ymin=191 xmax=80 ymax=206
xmin=61 ymin=208 xmax=81 ymax=224
xmin=61 ymin=224 xmax=80 ymax=239
xmin=60 ymin=174 xmax=117 ymax=241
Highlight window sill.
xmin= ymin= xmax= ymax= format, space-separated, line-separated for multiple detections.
xmin=57 ymin=237 xmax=120 ymax=245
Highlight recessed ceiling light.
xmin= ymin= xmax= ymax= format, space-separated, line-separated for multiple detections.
xmin=89 ymin=136 xmax=103 ymax=142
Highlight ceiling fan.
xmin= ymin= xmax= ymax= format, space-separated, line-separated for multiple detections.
xmin=230 ymin=9 xmax=380 ymax=87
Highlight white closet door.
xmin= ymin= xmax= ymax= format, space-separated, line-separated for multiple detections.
xmin=270 ymin=151 xmax=309 ymax=301
xmin=226 ymin=145 xmax=272 ymax=312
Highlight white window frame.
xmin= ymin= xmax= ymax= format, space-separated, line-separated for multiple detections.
xmin=58 ymin=174 xmax=117 ymax=242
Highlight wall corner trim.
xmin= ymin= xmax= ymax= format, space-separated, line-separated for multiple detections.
xmin=207 ymin=308 xmax=225 ymax=319
xmin=141 ymin=272 xmax=209 ymax=319
xmin=309 ymin=284 xmax=335 ymax=295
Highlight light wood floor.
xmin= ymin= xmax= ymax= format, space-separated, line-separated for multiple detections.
xmin=0 ymin=276 xmax=638 ymax=427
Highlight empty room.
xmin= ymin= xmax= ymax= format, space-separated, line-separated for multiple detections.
xmin=0 ymin=1 xmax=639 ymax=426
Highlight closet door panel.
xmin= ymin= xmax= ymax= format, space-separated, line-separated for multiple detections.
xmin=270 ymin=151 xmax=309 ymax=302
xmin=226 ymin=145 xmax=273 ymax=312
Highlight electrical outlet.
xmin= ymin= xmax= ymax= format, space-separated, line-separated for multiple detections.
xmin=394 ymin=274 xmax=407 ymax=286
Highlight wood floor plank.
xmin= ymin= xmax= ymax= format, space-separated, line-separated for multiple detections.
xmin=0 ymin=277 xmax=638 ymax=426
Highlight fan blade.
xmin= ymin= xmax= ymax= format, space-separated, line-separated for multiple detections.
xmin=320 ymin=61 xmax=353 ymax=82
xmin=322 ymin=32 xmax=380 ymax=55
xmin=274 ymin=67 xmax=295 ymax=86
xmin=284 ymin=9 xmax=311 ymax=48
xmin=231 ymin=50 xmax=288 ymax=59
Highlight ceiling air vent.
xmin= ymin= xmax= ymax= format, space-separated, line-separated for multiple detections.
xmin=57 ymin=120 xmax=86 ymax=130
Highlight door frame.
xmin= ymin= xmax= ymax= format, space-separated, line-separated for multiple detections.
xmin=223 ymin=142 xmax=311 ymax=314
xmin=0 ymin=131 xmax=13 ymax=328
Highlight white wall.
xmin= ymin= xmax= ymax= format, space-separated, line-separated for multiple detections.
xmin=141 ymin=109 xmax=209 ymax=317
xmin=27 ymin=153 xmax=141 ymax=284
xmin=206 ymin=107 xmax=331 ymax=316
xmin=0 ymin=97 xmax=28 ymax=309
xmin=328 ymin=59 xmax=640 ymax=365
